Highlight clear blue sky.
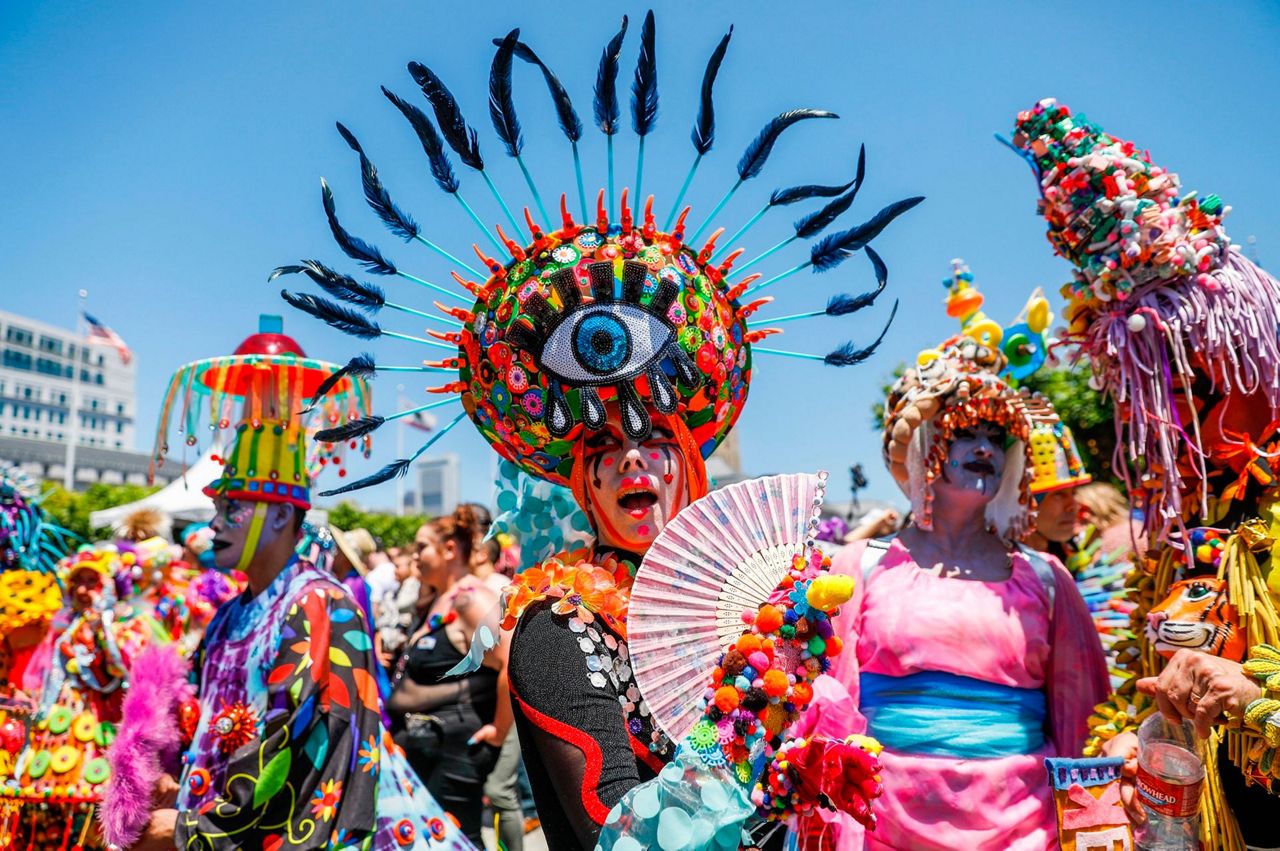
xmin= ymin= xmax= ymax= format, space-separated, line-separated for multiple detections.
xmin=3 ymin=1 xmax=1278 ymax=511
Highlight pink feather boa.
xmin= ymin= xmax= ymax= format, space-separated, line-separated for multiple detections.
xmin=99 ymin=644 xmax=193 ymax=848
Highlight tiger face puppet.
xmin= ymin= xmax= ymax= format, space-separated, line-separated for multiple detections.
xmin=1145 ymin=577 xmax=1246 ymax=662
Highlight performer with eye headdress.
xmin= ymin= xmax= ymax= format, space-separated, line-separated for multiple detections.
xmin=277 ymin=13 xmax=918 ymax=849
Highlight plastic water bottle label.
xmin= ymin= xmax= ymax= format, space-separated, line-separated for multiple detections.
xmin=1135 ymin=762 xmax=1201 ymax=818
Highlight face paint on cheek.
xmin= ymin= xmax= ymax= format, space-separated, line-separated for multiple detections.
xmin=224 ymin=502 xmax=257 ymax=528
xmin=234 ymin=503 xmax=270 ymax=573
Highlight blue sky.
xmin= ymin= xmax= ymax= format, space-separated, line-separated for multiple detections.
xmin=3 ymin=1 xmax=1278 ymax=511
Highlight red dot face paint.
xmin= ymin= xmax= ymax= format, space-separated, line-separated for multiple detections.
xmin=603 ymin=458 xmax=614 ymax=467
xmin=637 ymin=524 xmax=650 ymax=537
xmin=649 ymin=451 xmax=661 ymax=460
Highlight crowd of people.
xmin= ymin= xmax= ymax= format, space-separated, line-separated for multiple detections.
xmin=2 ymin=12 xmax=1280 ymax=851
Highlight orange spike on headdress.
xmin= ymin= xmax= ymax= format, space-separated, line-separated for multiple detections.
xmin=698 ymin=228 xmax=725 ymax=264
xmin=727 ymin=273 xmax=763 ymax=302
xmin=559 ymin=194 xmax=575 ymax=233
xmin=428 ymin=330 xmax=463 ymax=345
xmin=524 ymin=207 xmax=543 ymax=241
xmin=643 ymin=196 xmax=656 ymax=239
xmin=473 ymin=245 xmax=506 ymax=279
xmin=738 ymin=296 xmax=774 ymax=319
xmin=433 ymin=301 xmax=474 ymax=324
xmin=672 ymin=206 xmax=691 ymax=241
xmin=596 ymin=189 xmax=609 ymax=233
xmin=427 ymin=381 xmax=467 ymax=395
xmin=424 ymin=358 xmax=463 ymax=371
xmin=494 ymin=225 xmax=526 ymax=261
xmin=745 ymin=328 xmax=783 ymax=344
xmin=620 ymin=189 xmax=633 ymax=233
xmin=718 ymin=248 xmax=745 ymax=275
xmin=449 ymin=271 xmax=483 ymax=297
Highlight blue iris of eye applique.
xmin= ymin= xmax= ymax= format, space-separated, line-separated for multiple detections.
xmin=505 ymin=261 xmax=702 ymax=441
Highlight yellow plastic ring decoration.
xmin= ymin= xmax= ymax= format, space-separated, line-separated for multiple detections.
xmin=47 ymin=706 xmax=72 ymax=735
xmin=82 ymin=758 xmax=110 ymax=785
xmin=72 ymin=714 xmax=96 ymax=743
xmin=917 ymin=349 xmax=942 ymax=367
xmin=1027 ymin=297 xmax=1051 ymax=333
xmin=27 ymin=751 xmax=50 ymax=780
xmin=966 ymin=318 xmax=1003 ymax=348
xmin=50 ymin=745 xmax=80 ymax=775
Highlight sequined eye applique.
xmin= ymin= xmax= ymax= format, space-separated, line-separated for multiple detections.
xmin=506 ymin=260 xmax=701 ymax=441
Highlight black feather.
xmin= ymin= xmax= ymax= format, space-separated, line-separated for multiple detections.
xmin=775 ymin=142 xmax=863 ymax=207
xmin=273 ymin=259 xmax=386 ymax=310
xmin=769 ymin=178 xmax=853 ymax=207
xmin=824 ymin=300 xmax=898 ymax=366
xmin=691 ymin=26 xmax=732 ymax=155
xmin=320 ymin=178 xmax=398 ymax=276
xmin=823 ymin=246 xmax=889 ymax=317
xmin=303 ymin=353 xmax=378 ymax=412
xmin=810 ymin=196 xmax=925 ymax=273
xmin=408 ymin=62 xmax=484 ymax=170
xmin=491 ymin=38 xmax=582 ymax=143
xmin=280 ymin=290 xmax=383 ymax=340
xmin=319 ymin=458 xmax=412 ymax=497
xmin=593 ymin=16 xmax=628 ymax=135
xmin=382 ymin=86 xmax=460 ymax=194
xmin=489 ymin=30 xmax=523 ymax=158
xmin=794 ymin=185 xmax=858 ymax=239
xmin=736 ymin=109 xmax=839 ymax=181
xmin=631 ymin=10 xmax=658 ymax=136
xmin=315 ymin=415 xmax=386 ymax=443
xmin=336 ymin=122 xmax=420 ymax=241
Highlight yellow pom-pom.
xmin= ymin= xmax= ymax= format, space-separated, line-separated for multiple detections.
xmin=806 ymin=574 xmax=854 ymax=612
xmin=846 ymin=734 xmax=883 ymax=756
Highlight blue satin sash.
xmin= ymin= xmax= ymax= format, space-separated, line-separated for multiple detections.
xmin=859 ymin=671 xmax=1047 ymax=759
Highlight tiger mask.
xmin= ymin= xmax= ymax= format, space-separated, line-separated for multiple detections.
xmin=1145 ymin=577 xmax=1246 ymax=662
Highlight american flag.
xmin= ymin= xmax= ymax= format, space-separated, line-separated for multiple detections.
xmin=399 ymin=396 xmax=437 ymax=433
xmin=83 ymin=312 xmax=133 ymax=365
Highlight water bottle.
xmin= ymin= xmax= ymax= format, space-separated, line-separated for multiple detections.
xmin=1133 ymin=713 xmax=1204 ymax=850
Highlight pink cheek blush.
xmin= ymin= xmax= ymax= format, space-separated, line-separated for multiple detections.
xmin=637 ymin=524 xmax=650 ymax=536
xmin=603 ymin=458 xmax=614 ymax=466
xmin=649 ymin=452 xmax=661 ymax=460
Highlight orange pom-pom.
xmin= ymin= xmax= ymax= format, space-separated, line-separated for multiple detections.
xmin=714 ymin=686 xmax=741 ymax=713
xmin=825 ymin=636 xmax=844 ymax=657
xmin=762 ymin=669 xmax=789 ymax=698
xmin=756 ymin=605 xmax=783 ymax=633
xmin=791 ymin=680 xmax=814 ymax=706
xmin=712 ymin=666 xmax=725 ymax=683
xmin=736 ymin=634 xmax=761 ymax=655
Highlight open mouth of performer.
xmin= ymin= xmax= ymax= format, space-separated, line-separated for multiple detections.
xmin=581 ymin=416 xmax=688 ymax=553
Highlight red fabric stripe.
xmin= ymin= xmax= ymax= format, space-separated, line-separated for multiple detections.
xmin=628 ymin=733 xmax=665 ymax=775
xmin=509 ymin=681 xmax=613 ymax=825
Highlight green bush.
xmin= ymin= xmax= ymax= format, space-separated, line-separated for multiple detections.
xmin=326 ymin=502 xmax=429 ymax=550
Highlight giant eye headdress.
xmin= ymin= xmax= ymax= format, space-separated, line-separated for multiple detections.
xmin=278 ymin=14 xmax=921 ymax=491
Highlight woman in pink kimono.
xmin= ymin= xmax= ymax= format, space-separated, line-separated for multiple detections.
xmin=818 ymin=339 xmax=1108 ymax=850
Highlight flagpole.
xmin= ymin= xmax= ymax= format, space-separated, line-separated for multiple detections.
xmin=395 ymin=385 xmax=406 ymax=517
xmin=63 ymin=290 xmax=87 ymax=491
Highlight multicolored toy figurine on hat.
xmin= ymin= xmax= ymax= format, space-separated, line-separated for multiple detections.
xmin=1028 ymin=418 xmax=1091 ymax=497
xmin=1006 ymin=97 xmax=1280 ymax=850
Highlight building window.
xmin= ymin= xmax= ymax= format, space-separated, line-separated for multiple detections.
xmin=95 ymin=373 xmax=103 ymax=385
xmin=38 ymin=336 xmax=62 ymax=355
xmin=116 ymin=421 xmax=123 ymax=434
xmin=2 ymin=349 xmax=33 ymax=371
xmin=21 ymin=406 xmax=29 ymax=420
xmin=116 ymin=403 xmax=125 ymax=415
xmin=5 ymin=327 xmax=33 ymax=346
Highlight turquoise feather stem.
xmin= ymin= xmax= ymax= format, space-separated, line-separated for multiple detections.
xmin=689 ymin=178 xmax=742 ymax=244
xmin=572 ymin=142 xmax=588 ymax=223
xmin=395 ymin=271 xmax=468 ymax=303
xmin=453 ymin=192 xmax=508 ymax=257
xmin=388 ymin=398 xmax=463 ymax=421
xmin=481 ymin=169 xmax=528 ymax=243
xmin=377 ymin=365 xmax=459 ymax=373
xmin=412 ymin=234 xmax=482 ymax=279
xmin=740 ymin=259 xmax=812 ymax=298
xmin=754 ymin=309 xmax=823 ymax=323
xmin=635 ymin=137 xmax=646 ymax=209
xmin=753 ymin=347 xmax=824 ymax=361
xmin=382 ymin=301 xmax=464 ymax=328
xmin=515 ymin=155 xmax=550 ymax=230
xmin=736 ymin=234 xmax=797 ymax=275
xmin=408 ymin=410 xmax=467 ymax=460
xmin=710 ymin=204 xmax=770 ymax=263
xmin=664 ymin=153 xmax=702 ymax=230
xmin=381 ymin=330 xmax=458 ymax=350
xmin=607 ymin=137 xmax=616 ymax=224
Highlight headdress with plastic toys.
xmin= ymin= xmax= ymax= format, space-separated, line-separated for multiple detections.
xmin=149 ymin=315 xmax=372 ymax=486
xmin=1004 ymin=98 xmax=1280 ymax=531
xmin=1028 ymin=417 xmax=1092 ymax=496
xmin=0 ymin=465 xmax=74 ymax=637
xmin=882 ymin=260 xmax=1045 ymax=539
xmin=275 ymin=15 xmax=918 ymax=499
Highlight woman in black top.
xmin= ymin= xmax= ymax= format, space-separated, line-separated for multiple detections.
xmin=388 ymin=505 xmax=512 ymax=845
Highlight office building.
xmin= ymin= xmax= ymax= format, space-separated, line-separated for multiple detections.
xmin=415 ymin=454 xmax=460 ymax=518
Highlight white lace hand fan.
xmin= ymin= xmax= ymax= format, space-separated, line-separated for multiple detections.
xmin=628 ymin=471 xmax=828 ymax=743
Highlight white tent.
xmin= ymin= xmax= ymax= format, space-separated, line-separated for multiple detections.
xmin=89 ymin=451 xmax=222 ymax=529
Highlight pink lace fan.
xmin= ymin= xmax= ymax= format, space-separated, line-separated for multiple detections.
xmin=628 ymin=471 xmax=828 ymax=742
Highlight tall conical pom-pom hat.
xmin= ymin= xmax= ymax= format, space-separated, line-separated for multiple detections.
xmin=276 ymin=15 xmax=923 ymax=496
xmin=1006 ymin=98 xmax=1280 ymax=530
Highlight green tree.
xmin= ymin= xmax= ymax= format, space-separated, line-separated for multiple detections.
xmin=326 ymin=502 xmax=429 ymax=549
xmin=39 ymin=481 xmax=162 ymax=541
